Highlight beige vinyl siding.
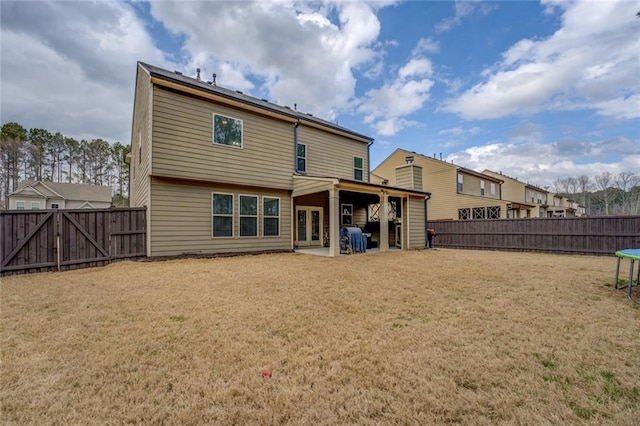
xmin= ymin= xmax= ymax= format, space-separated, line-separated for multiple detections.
xmin=130 ymin=66 xmax=152 ymax=209
xmin=395 ymin=166 xmax=413 ymax=189
xmin=149 ymin=179 xmax=292 ymax=256
xmin=407 ymin=196 xmax=425 ymax=249
xmin=461 ymin=172 xmax=494 ymax=197
xmin=151 ymin=87 xmax=295 ymax=190
xmin=412 ymin=167 xmax=423 ymax=191
xmin=394 ymin=165 xmax=423 ymax=191
xmin=483 ymin=171 xmax=524 ymax=203
xmin=298 ymin=125 xmax=369 ymax=181
xmin=292 ymin=177 xmax=333 ymax=197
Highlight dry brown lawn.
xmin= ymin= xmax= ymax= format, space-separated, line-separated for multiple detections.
xmin=1 ymin=249 xmax=639 ymax=424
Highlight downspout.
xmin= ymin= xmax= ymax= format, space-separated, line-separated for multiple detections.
xmin=293 ymin=119 xmax=301 ymax=173
xmin=367 ymin=140 xmax=374 ymax=182
xmin=293 ymin=119 xmax=301 ymax=251
xmin=424 ymin=194 xmax=431 ymax=248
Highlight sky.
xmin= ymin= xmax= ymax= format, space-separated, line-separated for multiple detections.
xmin=1 ymin=0 xmax=638 ymax=188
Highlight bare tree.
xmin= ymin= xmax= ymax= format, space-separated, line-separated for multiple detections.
xmin=551 ymin=178 xmax=569 ymax=194
xmin=576 ymin=175 xmax=591 ymax=210
xmin=614 ymin=172 xmax=637 ymax=215
xmin=567 ymin=177 xmax=578 ymax=194
xmin=594 ymin=172 xmax=614 ymax=215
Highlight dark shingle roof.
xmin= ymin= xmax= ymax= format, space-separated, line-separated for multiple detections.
xmin=139 ymin=62 xmax=373 ymax=143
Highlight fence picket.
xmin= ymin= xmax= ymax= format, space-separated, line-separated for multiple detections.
xmin=427 ymin=216 xmax=640 ymax=255
xmin=0 ymin=208 xmax=146 ymax=276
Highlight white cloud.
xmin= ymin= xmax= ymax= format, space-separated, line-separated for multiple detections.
xmin=443 ymin=1 xmax=640 ymax=121
xmin=447 ymin=134 xmax=640 ymax=188
xmin=435 ymin=1 xmax=496 ymax=33
xmin=439 ymin=127 xmax=465 ymax=136
xmin=0 ymin=1 xmax=169 ymax=143
xmin=359 ymin=77 xmax=433 ymax=136
xmin=148 ymin=1 xmax=388 ymax=120
xmin=358 ymin=38 xmax=435 ymax=136
xmin=439 ymin=125 xmax=481 ymax=137
xmin=412 ymin=37 xmax=439 ymax=55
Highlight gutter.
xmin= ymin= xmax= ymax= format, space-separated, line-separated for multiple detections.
xmin=294 ymin=119 xmax=301 ymax=173
xmin=424 ymin=193 xmax=431 ymax=248
xmin=367 ymin=140 xmax=374 ymax=183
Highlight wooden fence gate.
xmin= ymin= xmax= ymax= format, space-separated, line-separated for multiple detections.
xmin=1 ymin=208 xmax=146 ymax=276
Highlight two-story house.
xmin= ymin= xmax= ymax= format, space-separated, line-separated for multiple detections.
xmin=372 ymin=149 xmax=508 ymax=221
xmin=482 ymin=170 xmax=549 ymax=218
xmin=547 ymin=194 xmax=583 ymax=217
xmin=129 ymin=62 xmax=430 ymax=257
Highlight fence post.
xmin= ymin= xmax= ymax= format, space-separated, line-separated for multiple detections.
xmin=55 ymin=210 xmax=61 ymax=272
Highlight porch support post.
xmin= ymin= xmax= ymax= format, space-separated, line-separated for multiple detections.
xmin=329 ymin=188 xmax=340 ymax=257
xmin=379 ymin=191 xmax=389 ymax=252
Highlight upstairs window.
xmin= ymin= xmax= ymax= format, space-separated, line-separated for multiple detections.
xmin=31 ymin=202 xmax=40 ymax=210
xmin=354 ymin=157 xmax=364 ymax=181
xmin=212 ymin=193 xmax=233 ymax=237
xmin=490 ymin=182 xmax=496 ymax=196
xmin=213 ymin=113 xmax=243 ymax=148
xmin=480 ymin=180 xmax=485 ymax=196
xmin=239 ymin=195 xmax=258 ymax=237
xmin=16 ymin=201 xmax=24 ymax=210
xmin=457 ymin=174 xmax=463 ymax=192
xmin=263 ymin=197 xmax=280 ymax=237
xmin=51 ymin=203 xmax=59 ymax=209
xmin=296 ymin=143 xmax=307 ymax=173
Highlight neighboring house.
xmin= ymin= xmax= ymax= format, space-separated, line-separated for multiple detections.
xmin=483 ymin=170 xmax=549 ymax=218
xmin=8 ymin=181 xmax=112 ymax=210
xmin=547 ymin=194 xmax=584 ymax=217
xmin=128 ymin=62 xmax=430 ymax=257
xmin=372 ymin=149 xmax=508 ymax=221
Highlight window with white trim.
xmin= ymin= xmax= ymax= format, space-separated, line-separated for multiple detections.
xmin=212 ymin=193 xmax=233 ymax=237
xmin=480 ymin=180 xmax=485 ymax=196
xmin=490 ymin=182 xmax=496 ymax=196
xmin=457 ymin=174 xmax=463 ymax=192
xmin=239 ymin=195 xmax=258 ymax=237
xmin=213 ymin=113 xmax=243 ymax=148
xmin=341 ymin=204 xmax=353 ymax=225
xmin=353 ymin=157 xmax=363 ymax=181
xmin=296 ymin=143 xmax=306 ymax=173
xmin=16 ymin=201 xmax=24 ymax=210
xmin=31 ymin=202 xmax=40 ymax=210
xmin=51 ymin=203 xmax=59 ymax=209
xmin=263 ymin=197 xmax=280 ymax=237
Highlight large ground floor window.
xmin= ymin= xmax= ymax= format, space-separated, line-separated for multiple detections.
xmin=212 ymin=192 xmax=280 ymax=238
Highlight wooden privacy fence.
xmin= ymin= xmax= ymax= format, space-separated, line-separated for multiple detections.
xmin=1 ymin=208 xmax=146 ymax=276
xmin=427 ymin=216 xmax=640 ymax=256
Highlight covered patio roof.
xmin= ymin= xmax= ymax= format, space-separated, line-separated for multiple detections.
xmin=292 ymin=175 xmax=431 ymax=198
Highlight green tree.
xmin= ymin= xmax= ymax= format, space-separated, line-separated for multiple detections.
xmin=111 ymin=142 xmax=131 ymax=206
xmin=1 ymin=122 xmax=28 ymax=206
xmin=27 ymin=128 xmax=53 ymax=181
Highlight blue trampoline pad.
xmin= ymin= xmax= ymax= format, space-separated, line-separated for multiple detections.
xmin=615 ymin=249 xmax=640 ymax=260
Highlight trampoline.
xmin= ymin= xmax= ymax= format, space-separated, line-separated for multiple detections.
xmin=614 ymin=249 xmax=640 ymax=303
